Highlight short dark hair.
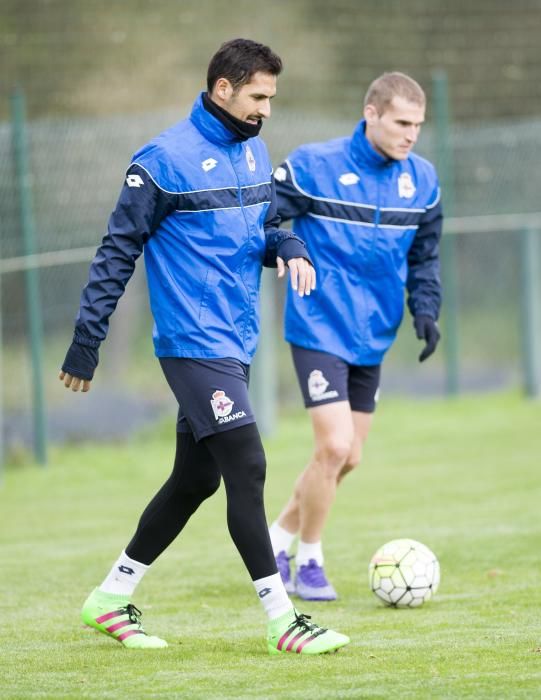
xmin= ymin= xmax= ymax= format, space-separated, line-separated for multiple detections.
xmin=207 ymin=38 xmax=283 ymax=93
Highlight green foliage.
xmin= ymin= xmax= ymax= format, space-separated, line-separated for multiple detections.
xmin=1 ymin=392 xmax=541 ymax=699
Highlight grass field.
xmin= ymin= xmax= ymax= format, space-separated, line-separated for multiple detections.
xmin=1 ymin=391 xmax=541 ymax=699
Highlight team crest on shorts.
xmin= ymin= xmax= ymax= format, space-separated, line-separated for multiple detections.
xmin=211 ymin=390 xmax=234 ymax=420
xmin=308 ymin=370 xmax=339 ymax=401
xmin=210 ymin=390 xmax=247 ymax=424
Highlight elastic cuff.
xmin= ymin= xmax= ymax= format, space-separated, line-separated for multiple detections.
xmin=73 ymin=332 xmax=101 ymax=349
xmin=277 ymin=237 xmax=312 ymax=266
xmin=413 ymin=310 xmax=437 ymax=320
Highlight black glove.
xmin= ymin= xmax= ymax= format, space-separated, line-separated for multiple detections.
xmin=61 ymin=341 xmax=99 ymax=381
xmin=414 ymin=315 xmax=440 ymax=363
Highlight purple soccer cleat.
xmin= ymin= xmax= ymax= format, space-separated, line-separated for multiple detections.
xmin=295 ymin=559 xmax=338 ymax=601
xmin=276 ymin=550 xmax=296 ymax=595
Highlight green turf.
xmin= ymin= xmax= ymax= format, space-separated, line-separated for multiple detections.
xmin=1 ymin=391 xmax=541 ymax=699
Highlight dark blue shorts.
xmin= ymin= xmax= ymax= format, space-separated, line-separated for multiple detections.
xmin=159 ymin=357 xmax=256 ymax=441
xmin=290 ymin=345 xmax=381 ymax=413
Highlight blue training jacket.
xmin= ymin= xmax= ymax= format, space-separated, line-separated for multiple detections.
xmin=72 ymin=93 xmax=307 ymax=364
xmin=275 ymin=119 xmax=442 ymax=366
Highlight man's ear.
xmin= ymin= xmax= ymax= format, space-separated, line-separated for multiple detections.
xmin=364 ymin=103 xmax=379 ymax=126
xmin=213 ymin=77 xmax=233 ymax=102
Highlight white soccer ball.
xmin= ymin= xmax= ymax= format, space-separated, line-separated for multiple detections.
xmin=368 ymin=538 xmax=440 ymax=608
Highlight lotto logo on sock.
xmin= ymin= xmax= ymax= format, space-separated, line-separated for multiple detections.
xmin=118 ymin=565 xmax=135 ymax=575
xmin=258 ymin=587 xmax=272 ymax=598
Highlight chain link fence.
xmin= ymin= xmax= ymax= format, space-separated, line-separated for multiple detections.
xmin=1 ymin=96 xmax=541 ymax=460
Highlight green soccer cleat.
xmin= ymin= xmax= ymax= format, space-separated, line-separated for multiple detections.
xmin=267 ymin=608 xmax=350 ymax=655
xmin=81 ymin=588 xmax=168 ymax=649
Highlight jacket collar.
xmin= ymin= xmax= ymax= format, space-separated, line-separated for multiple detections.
xmin=189 ymin=92 xmax=239 ymax=147
xmin=350 ymin=119 xmax=393 ymax=170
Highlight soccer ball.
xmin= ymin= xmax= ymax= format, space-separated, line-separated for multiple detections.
xmin=368 ymin=538 xmax=440 ymax=608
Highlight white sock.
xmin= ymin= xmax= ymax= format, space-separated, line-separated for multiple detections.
xmin=269 ymin=521 xmax=296 ymax=556
xmin=253 ymin=573 xmax=294 ymax=620
xmin=296 ymin=540 xmax=324 ymax=567
xmin=98 ymin=551 xmax=149 ymax=596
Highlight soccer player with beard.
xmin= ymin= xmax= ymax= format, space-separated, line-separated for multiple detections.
xmin=60 ymin=38 xmax=349 ymax=655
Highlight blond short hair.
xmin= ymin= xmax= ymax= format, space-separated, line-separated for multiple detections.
xmin=364 ymin=72 xmax=426 ymax=115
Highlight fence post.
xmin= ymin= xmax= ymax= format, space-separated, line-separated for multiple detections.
xmin=432 ymin=70 xmax=459 ymax=395
xmin=249 ymin=271 xmax=277 ymax=436
xmin=519 ymin=228 xmax=541 ymax=397
xmin=0 ymin=269 xmax=3 ymax=481
xmin=11 ymin=88 xmax=47 ymax=465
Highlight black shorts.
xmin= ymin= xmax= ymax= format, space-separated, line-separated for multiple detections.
xmin=290 ymin=345 xmax=381 ymax=413
xmin=159 ymin=357 xmax=256 ymax=441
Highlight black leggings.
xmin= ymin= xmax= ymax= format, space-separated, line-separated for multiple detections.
xmin=125 ymin=423 xmax=277 ymax=581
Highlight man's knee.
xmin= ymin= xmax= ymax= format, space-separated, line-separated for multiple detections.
xmin=315 ymin=436 xmax=353 ymax=473
xmin=172 ymin=432 xmax=222 ymax=502
xmin=340 ymin=454 xmax=361 ymax=479
xmin=348 ymin=442 xmax=363 ymax=469
xmin=236 ymin=438 xmax=267 ymax=500
xmin=196 ymin=471 xmax=222 ymax=501
xmin=336 ymin=442 xmax=365 ymax=483
xmin=205 ymin=423 xmax=267 ymax=496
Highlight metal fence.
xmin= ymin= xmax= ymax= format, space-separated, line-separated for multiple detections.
xmin=1 ymin=87 xmax=541 ymax=466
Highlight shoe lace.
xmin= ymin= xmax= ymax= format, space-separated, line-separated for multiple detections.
xmin=289 ymin=612 xmax=327 ymax=638
xmin=119 ymin=603 xmax=143 ymax=628
xmin=299 ymin=559 xmax=330 ymax=587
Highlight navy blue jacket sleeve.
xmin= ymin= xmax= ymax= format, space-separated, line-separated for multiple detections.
xmin=406 ymin=194 xmax=443 ymax=320
xmin=73 ymin=163 xmax=177 ymax=347
xmin=262 ymin=174 xmax=312 ymax=268
xmin=274 ymin=160 xmax=312 ymax=223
